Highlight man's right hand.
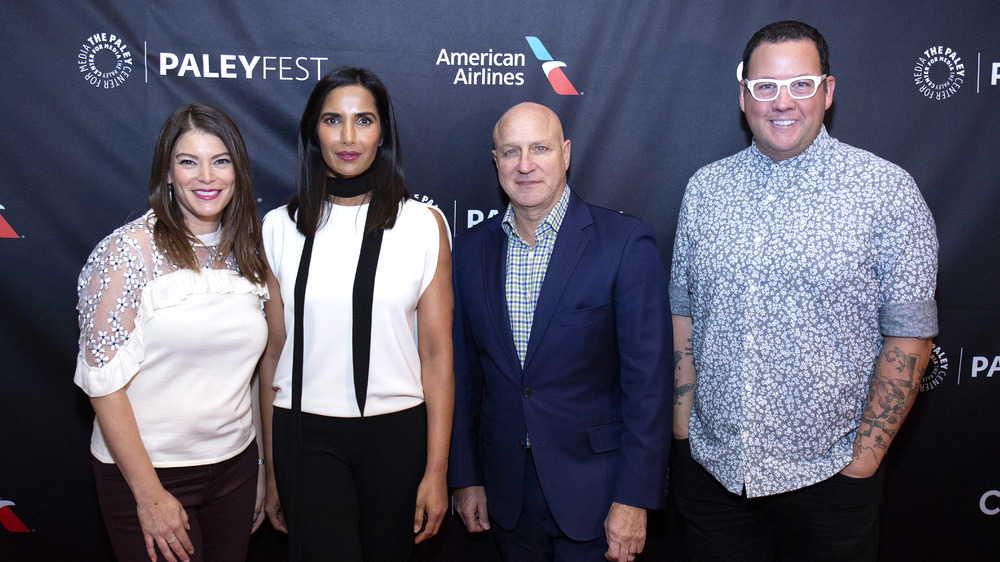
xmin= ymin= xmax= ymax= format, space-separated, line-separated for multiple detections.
xmin=454 ymin=486 xmax=490 ymax=532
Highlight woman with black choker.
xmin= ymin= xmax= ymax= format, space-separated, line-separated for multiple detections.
xmin=258 ymin=67 xmax=454 ymax=561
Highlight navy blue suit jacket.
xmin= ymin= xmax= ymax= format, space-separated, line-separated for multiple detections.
xmin=448 ymin=191 xmax=672 ymax=541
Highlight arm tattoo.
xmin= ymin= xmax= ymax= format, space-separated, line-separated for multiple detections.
xmin=673 ymin=336 xmax=696 ymax=405
xmin=673 ymin=382 xmax=696 ymax=406
xmin=853 ymin=345 xmax=924 ymax=462
xmin=674 ymin=338 xmax=695 ymax=372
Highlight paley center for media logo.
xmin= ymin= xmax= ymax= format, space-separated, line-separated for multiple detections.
xmin=0 ymin=203 xmax=19 ymax=239
xmin=920 ymin=344 xmax=1000 ymax=390
xmin=78 ymin=32 xmax=133 ymax=89
xmin=920 ymin=345 xmax=949 ymax=391
xmin=77 ymin=30 xmax=331 ymax=86
xmin=913 ymin=44 xmax=1000 ymax=99
xmin=914 ymin=46 xmax=964 ymax=100
xmin=436 ymin=36 xmax=581 ymax=95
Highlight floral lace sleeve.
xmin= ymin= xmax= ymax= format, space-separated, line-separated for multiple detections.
xmin=75 ymin=220 xmax=155 ymax=395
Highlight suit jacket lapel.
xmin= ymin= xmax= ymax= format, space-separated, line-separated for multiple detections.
xmin=482 ymin=220 xmax=523 ymax=376
xmin=523 ymin=193 xmax=593 ymax=369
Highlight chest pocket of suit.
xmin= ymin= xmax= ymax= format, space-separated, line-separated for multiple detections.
xmin=559 ymin=303 xmax=611 ymax=325
xmin=588 ymin=421 xmax=623 ymax=453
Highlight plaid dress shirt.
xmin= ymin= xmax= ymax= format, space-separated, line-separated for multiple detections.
xmin=502 ymin=186 xmax=571 ymax=367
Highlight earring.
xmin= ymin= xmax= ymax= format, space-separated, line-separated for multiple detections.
xmin=168 ymin=182 xmax=174 ymax=201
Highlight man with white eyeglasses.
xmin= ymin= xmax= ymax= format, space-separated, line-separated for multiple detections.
xmin=668 ymin=20 xmax=938 ymax=561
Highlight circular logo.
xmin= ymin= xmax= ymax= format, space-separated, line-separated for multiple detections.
xmin=920 ymin=345 xmax=949 ymax=391
xmin=913 ymin=46 xmax=964 ymax=100
xmin=78 ymin=33 xmax=133 ymax=89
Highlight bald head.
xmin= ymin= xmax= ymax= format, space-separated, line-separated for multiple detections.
xmin=493 ymin=102 xmax=565 ymax=150
xmin=491 ymin=102 xmax=571 ymax=235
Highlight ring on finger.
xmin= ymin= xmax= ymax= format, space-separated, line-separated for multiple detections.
xmin=166 ymin=537 xmax=178 ymax=544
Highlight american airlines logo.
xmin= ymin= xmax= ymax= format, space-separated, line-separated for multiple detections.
xmin=0 ymin=204 xmax=19 ymax=238
xmin=525 ymin=36 xmax=580 ymax=95
xmin=0 ymin=499 xmax=30 ymax=532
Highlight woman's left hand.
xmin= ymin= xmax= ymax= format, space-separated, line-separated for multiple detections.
xmin=412 ymin=472 xmax=448 ymax=544
xmin=251 ymin=459 xmax=267 ymax=533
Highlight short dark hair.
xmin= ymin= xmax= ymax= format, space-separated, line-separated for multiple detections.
xmin=288 ymin=67 xmax=409 ymax=236
xmin=148 ymin=103 xmax=266 ymax=284
xmin=741 ymin=20 xmax=830 ymax=78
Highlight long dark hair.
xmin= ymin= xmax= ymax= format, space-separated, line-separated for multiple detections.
xmin=148 ymin=103 xmax=266 ymax=284
xmin=287 ymin=67 xmax=409 ymax=236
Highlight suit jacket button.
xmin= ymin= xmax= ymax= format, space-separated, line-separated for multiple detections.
xmin=521 ymin=387 xmax=531 ymax=397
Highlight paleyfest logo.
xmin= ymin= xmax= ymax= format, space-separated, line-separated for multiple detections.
xmin=914 ymin=46 xmax=964 ymax=100
xmin=78 ymin=32 xmax=133 ymax=89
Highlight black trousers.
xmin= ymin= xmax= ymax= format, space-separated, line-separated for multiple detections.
xmin=671 ymin=438 xmax=883 ymax=562
xmin=93 ymin=442 xmax=258 ymax=562
xmin=273 ymin=404 xmax=427 ymax=562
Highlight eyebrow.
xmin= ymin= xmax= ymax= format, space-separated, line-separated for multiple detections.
xmin=497 ymin=140 xmax=549 ymax=149
xmin=321 ymin=111 xmax=378 ymax=119
xmin=174 ymin=152 xmax=231 ymax=160
xmin=750 ymin=73 xmax=822 ymax=80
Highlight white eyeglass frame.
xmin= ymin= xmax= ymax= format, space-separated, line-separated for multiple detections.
xmin=742 ymin=74 xmax=827 ymax=102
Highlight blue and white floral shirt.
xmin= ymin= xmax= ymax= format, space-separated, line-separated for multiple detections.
xmin=670 ymin=127 xmax=938 ymax=497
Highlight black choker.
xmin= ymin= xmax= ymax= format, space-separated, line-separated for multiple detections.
xmin=326 ymin=169 xmax=374 ymax=199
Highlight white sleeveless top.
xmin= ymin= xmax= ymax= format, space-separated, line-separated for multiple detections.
xmin=262 ymin=198 xmax=449 ymax=417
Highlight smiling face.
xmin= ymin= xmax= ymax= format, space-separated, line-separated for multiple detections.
xmin=316 ymin=84 xmax=382 ymax=178
xmin=167 ymin=130 xmax=236 ymax=235
xmin=740 ymin=39 xmax=835 ymax=162
xmin=492 ymin=103 xmax=571 ymax=225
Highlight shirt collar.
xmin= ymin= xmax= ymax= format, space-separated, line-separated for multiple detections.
xmin=194 ymin=227 xmax=222 ymax=247
xmin=502 ymin=185 xmax=571 ymax=241
xmin=146 ymin=208 xmax=221 ymax=247
xmin=750 ymin=126 xmax=832 ymax=169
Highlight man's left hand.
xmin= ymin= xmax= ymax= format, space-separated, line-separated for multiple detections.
xmin=839 ymin=454 xmax=880 ymax=479
xmin=603 ymin=502 xmax=646 ymax=561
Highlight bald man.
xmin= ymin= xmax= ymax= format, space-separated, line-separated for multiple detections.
xmin=448 ymin=102 xmax=672 ymax=561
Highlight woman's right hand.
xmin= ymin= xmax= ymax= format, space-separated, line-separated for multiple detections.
xmin=264 ymin=477 xmax=288 ymax=534
xmin=88 ymin=391 xmax=195 ymax=561
xmin=136 ymin=487 xmax=193 ymax=562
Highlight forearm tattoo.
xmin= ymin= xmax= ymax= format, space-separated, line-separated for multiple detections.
xmin=673 ymin=337 xmax=696 ymax=406
xmin=853 ymin=345 xmax=924 ymax=462
xmin=674 ymin=383 xmax=696 ymax=406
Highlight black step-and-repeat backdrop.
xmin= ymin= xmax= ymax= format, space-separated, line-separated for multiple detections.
xmin=1 ymin=1 xmax=997 ymax=560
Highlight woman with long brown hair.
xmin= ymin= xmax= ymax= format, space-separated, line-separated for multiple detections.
xmin=75 ymin=103 xmax=268 ymax=562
